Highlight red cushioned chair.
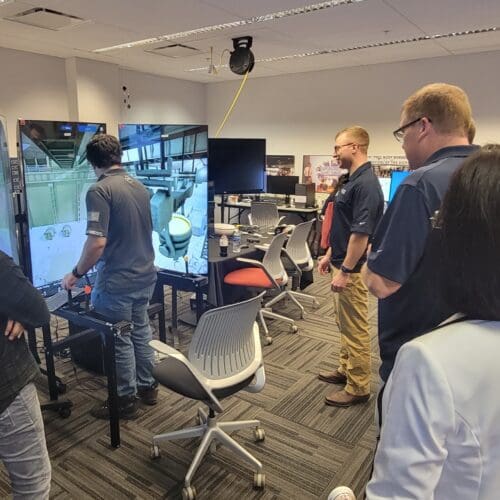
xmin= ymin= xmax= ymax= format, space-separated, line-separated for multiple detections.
xmin=224 ymin=232 xmax=298 ymax=345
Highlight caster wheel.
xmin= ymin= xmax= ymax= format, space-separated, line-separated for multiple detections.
xmin=254 ymin=428 xmax=265 ymax=442
xmin=150 ymin=444 xmax=161 ymax=460
xmin=312 ymin=300 xmax=320 ymax=309
xmin=182 ymin=485 xmax=197 ymax=500
xmin=59 ymin=407 xmax=71 ymax=418
xmin=290 ymin=325 xmax=298 ymax=333
xmin=253 ymin=472 xmax=266 ymax=489
xmin=57 ymin=382 xmax=67 ymax=394
xmin=265 ymin=336 xmax=273 ymax=345
xmin=195 ymin=415 xmax=202 ymax=425
xmin=209 ymin=441 xmax=218 ymax=454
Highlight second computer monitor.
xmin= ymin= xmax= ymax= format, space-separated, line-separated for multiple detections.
xmin=266 ymin=175 xmax=299 ymax=201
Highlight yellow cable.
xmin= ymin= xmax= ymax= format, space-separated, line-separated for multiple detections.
xmin=214 ymin=71 xmax=250 ymax=138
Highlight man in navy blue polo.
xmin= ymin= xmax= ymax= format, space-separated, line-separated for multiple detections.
xmin=318 ymin=126 xmax=384 ymax=407
xmin=363 ymin=83 xmax=478 ymax=390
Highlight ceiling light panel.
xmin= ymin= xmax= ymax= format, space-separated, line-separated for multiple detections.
xmin=93 ymin=0 xmax=366 ymax=52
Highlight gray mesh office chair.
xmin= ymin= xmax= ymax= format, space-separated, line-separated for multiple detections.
xmin=266 ymin=219 xmax=320 ymax=317
xmin=224 ymin=232 xmax=298 ymax=345
xmin=149 ymin=293 xmax=267 ymax=500
xmin=248 ymin=201 xmax=285 ymax=232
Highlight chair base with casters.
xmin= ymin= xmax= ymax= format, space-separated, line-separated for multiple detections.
xmin=264 ymin=287 xmax=320 ymax=320
xmin=150 ymin=406 xmax=266 ymax=499
xmin=148 ymin=294 xmax=267 ymax=499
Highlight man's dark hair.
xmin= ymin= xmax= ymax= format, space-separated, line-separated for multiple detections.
xmin=86 ymin=134 xmax=122 ymax=169
xmin=440 ymin=144 xmax=500 ymax=320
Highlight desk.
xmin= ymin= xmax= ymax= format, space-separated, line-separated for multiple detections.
xmin=153 ymin=271 xmax=208 ymax=346
xmin=219 ymin=200 xmax=318 ymax=225
xmin=32 ymin=303 xmax=132 ymax=449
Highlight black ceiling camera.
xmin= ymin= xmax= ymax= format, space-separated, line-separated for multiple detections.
xmin=229 ymin=36 xmax=255 ymax=75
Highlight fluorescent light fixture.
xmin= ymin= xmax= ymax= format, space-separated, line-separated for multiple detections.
xmin=186 ymin=26 xmax=499 ymax=71
xmin=93 ymin=0 xmax=366 ymax=53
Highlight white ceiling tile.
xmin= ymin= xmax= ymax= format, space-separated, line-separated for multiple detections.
xmin=0 ymin=0 xmax=499 ymax=82
xmin=384 ymin=0 xmax=500 ymax=34
xmin=434 ymin=30 xmax=500 ymax=54
xmin=270 ymin=0 xmax=424 ymax=48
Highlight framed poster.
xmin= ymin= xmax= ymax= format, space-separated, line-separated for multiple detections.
xmin=266 ymin=155 xmax=295 ymax=176
xmin=302 ymin=155 xmax=346 ymax=193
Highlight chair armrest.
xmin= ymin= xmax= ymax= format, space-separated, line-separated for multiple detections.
xmin=244 ymin=365 xmax=266 ymax=393
xmin=150 ymin=339 xmax=182 ymax=357
xmin=236 ymin=257 xmax=264 ymax=266
xmin=282 ymin=248 xmax=303 ymax=277
xmin=278 ymin=215 xmax=286 ymax=225
xmin=236 ymin=258 xmax=280 ymax=287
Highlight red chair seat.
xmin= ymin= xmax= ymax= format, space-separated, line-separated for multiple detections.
xmin=224 ymin=267 xmax=274 ymax=288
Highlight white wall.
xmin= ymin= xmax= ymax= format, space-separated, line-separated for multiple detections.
xmin=206 ymin=50 xmax=500 ymax=169
xmin=0 ymin=47 xmax=69 ymax=154
xmin=0 ymin=48 xmax=207 ymax=156
xmin=120 ymin=69 xmax=206 ymax=126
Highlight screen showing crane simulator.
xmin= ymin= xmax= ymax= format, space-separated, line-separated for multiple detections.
xmin=118 ymin=124 xmax=208 ymax=275
xmin=0 ymin=116 xmax=18 ymax=263
xmin=18 ymin=120 xmax=106 ymax=295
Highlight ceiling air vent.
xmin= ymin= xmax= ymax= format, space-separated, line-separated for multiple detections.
xmin=5 ymin=8 xmax=87 ymax=30
xmin=145 ymin=43 xmax=201 ymax=58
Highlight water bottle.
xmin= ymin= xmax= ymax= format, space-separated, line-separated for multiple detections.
xmin=219 ymin=234 xmax=228 ymax=257
xmin=232 ymin=228 xmax=241 ymax=253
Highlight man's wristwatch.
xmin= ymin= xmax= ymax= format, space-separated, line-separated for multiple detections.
xmin=72 ymin=265 xmax=84 ymax=279
xmin=340 ymin=264 xmax=354 ymax=274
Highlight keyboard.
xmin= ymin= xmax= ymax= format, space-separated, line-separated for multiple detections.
xmin=45 ymin=287 xmax=84 ymax=312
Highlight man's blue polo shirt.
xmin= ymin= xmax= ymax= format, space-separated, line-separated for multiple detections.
xmin=368 ymin=145 xmax=479 ymax=382
xmin=330 ymin=162 xmax=384 ymax=272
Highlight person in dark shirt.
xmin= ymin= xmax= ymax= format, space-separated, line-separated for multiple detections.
xmin=362 ymin=83 xmax=478 ymax=392
xmin=317 ymin=126 xmax=384 ymax=407
xmin=62 ymin=134 xmax=157 ymax=420
xmin=0 ymin=250 xmax=51 ymax=498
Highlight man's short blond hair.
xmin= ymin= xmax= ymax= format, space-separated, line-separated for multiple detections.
xmin=402 ymin=83 xmax=472 ymax=137
xmin=335 ymin=126 xmax=370 ymax=153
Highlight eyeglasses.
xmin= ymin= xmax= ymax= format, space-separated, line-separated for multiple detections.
xmin=393 ymin=117 xmax=430 ymax=142
xmin=333 ymin=142 xmax=355 ymax=153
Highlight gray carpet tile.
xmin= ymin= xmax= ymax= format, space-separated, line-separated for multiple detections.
xmin=0 ymin=271 xmax=381 ymax=499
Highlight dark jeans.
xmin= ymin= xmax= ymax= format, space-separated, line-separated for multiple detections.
xmin=92 ymin=282 xmax=157 ymax=397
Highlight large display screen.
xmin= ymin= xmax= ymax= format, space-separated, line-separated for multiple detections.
xmin=389 ymin=170 xmax=410 ymax=203
xmin=208 ymin=138 xmax=266 ymax=194
xmin=0 ymin=116 xmax=18 ymax=263
xmin=118 ymin=124 xmax=208 ymax=275
xmin=18 ymin=120 xmax=106 ymax=294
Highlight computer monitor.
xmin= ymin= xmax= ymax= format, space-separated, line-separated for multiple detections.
xmin=0 ymin=116 xmax=19 ymax=263
xmin=208 ymin=138 xmax=266 ymax=194
xmin=118 ymin=124 xmax=208 ymax=275
xmin=266 ymin=175 xmax=299 ymax=205
xmin=389 ymin=170 xmax=410 ymax=203
xmin=18 ymin=120 xmax=106 ymax=296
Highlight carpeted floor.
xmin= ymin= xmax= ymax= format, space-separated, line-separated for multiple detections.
xmin=0 ymin=272 xmax=380 ymax=499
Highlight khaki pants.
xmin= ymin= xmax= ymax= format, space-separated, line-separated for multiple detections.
xmin=332 ymin=268 xmax=371 ymax=396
